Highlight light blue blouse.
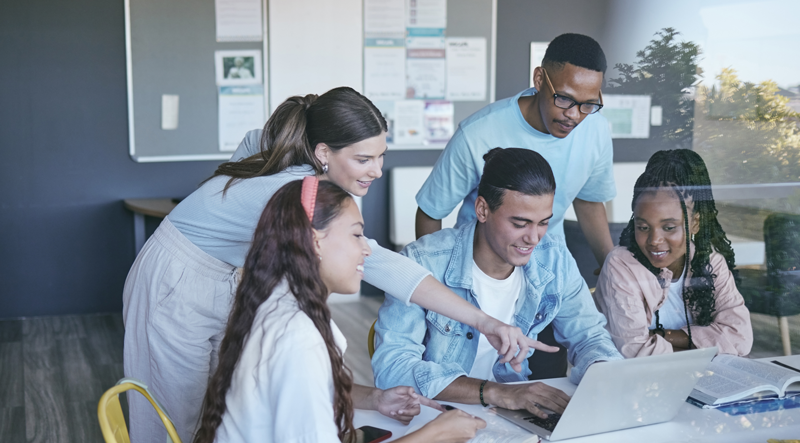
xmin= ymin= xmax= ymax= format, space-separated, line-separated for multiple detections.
xmin=168 ymin=130 xmax=429 ymax=303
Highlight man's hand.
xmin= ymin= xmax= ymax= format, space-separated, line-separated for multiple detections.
xmin=476 ymin=315 xmax=559 ymax=373
xmin=485 ymin=382 xmax=571 ymax=418
xmin=373 ymin=386 xmax=444 ymax=425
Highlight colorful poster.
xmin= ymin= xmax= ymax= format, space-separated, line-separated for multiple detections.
xmin=423 ymin=100 xmax=454 ymax=142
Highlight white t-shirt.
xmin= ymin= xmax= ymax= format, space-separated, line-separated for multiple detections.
xmin=216 ymin=280 xmax=346 ymax=443
xmin=650 ymin=268 xmax=694 ymax=330
xmin=468 ymin=262 xmax=523 ymax=381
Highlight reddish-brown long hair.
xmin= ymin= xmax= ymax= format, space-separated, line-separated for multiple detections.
xmin=193 ymin=180 xmax=355 ymax=443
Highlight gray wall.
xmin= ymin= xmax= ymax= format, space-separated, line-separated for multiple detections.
xmin=0 ymin=0 xmax=219 ymax=317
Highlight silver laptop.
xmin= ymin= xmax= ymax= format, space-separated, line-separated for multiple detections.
xmin=493 ymin=347 xmax=716 ymax=441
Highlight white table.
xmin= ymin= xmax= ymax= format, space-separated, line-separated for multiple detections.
xmin=354 ymin=355 xmax=800 ymax=442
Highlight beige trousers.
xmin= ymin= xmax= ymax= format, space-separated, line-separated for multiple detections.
xmin=122 ymin=217 xmax=239 ymax=443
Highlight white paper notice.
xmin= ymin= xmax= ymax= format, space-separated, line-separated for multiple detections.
xmin=215 ymin=0 xmax=262 ymax=42
xmin=365 ymin=41 xmax=406 ymax=101
xmin=218 ymin=85 xmax=265 ymax=151
xmin=529 ymin=42 xmax=549 ymax=87
xmin=599 ymin=94 xmax=652 ymax=139
xmin=365 ymin=0 xmax=406 ymax=35
xmin=407 ymin=58 xmax=445 ymax=99
xmin=394 ymin=100 xmax=425 ymax=144
xmin=406 ymin=0 xmax=446 ymax=29
xmin=445 ymin=38 xmax=486 ymax=101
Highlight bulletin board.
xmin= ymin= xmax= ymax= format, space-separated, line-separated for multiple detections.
xmin=124 ymin=0 xmax=268 ymax=162
xmin=366 ymin=0 xmax=497 ymax=151
xmin=124 ymin=0 xmax=496 ymax=162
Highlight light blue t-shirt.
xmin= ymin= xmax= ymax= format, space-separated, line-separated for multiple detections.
xmin=416 ymin=87 xmax=616 ymax=239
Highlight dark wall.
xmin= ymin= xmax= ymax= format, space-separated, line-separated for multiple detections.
xmin=0 ymin=0 xmax=220 ymax=318
xmin=495 ymin=0 xmax=610 ymax=101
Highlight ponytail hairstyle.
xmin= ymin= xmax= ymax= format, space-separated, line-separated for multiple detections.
xmin=619 ymin=149 xmax=736 ymax=327
xmin=208 ymin=86 xmax=387 ymax=193
xmin=478 ymin=147 xmax=556 ymax=211
xmin=194 ymin=180 xmax=356 ymax=443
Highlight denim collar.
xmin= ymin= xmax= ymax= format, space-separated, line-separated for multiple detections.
xmin=442 ymin=220 xmax=556 ymax=296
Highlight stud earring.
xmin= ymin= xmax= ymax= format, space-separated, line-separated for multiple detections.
xmin=322 ymin=164 xmax=329 ymax=173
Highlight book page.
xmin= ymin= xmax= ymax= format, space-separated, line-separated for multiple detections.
xmin=694 ymin=361 xmax=779 ymax=403
xmin=715 ymin=355 xmax=800 ymax=393
xmin=471 ymin=429 xmax=540 ymax=443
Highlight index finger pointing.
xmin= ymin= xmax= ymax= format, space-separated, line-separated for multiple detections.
xmin=418 ymin=395 xmax=444 ymax=411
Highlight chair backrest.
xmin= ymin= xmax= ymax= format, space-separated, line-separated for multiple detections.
xmin=764 ymin=213 xmax=800 ymax=293
xmin=97 ymin=378 xmax=182 ymax=443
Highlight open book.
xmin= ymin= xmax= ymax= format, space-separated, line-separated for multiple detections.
xmin=689 ymin=355 xmax=800 ymax=407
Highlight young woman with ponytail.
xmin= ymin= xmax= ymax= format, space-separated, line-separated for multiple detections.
xmin=594 ymin=149 xmax=753 ymax=358
xmin=123 ymin=86 xmax=546 ymax=442
xmin=193 ymin=178 xmax=485 ymax=443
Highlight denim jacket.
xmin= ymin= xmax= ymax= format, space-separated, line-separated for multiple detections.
xmin=372 ymin=220 xmax=622 ymax=399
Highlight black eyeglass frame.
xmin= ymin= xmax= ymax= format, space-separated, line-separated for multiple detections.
xmin=541 ymin=68 xmax=604 ymax=115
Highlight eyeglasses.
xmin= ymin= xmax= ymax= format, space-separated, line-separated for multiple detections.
xmin=541 ymin=68 xmax=604 ymax=115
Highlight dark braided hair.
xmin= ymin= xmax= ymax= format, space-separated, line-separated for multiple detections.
xmin=194 ymin=180 xmax=356 ymax=443
xmin=619 ymin=149 xmax=737 ymax=328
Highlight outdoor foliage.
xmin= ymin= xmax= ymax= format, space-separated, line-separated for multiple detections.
xmin=694 ymin=68 xmax=800 ymax=185
xmin=606 ymin=28 xmax=701 ymax=149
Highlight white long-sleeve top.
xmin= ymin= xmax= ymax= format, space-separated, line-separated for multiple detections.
xmin=216 ymin=280 xmax=346 ymax=443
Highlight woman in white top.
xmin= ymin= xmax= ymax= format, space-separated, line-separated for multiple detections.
xmin=124 ymin=87 xmax=550 ymax=442
xmin=194 ymin=177 xmax=486 ymax=443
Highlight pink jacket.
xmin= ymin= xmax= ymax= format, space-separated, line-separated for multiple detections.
xmin=595 ymin=245 xmax=753 ymax=358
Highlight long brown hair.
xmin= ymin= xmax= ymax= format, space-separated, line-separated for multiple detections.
xmin=208 ymin=86 xmax=387 ymax=193
xmin=193 ymin=180 xmax=356 ymax=443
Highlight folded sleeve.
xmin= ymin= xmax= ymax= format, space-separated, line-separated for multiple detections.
xmin=682 ymin=253 xmax=753 ymax=356
xmin=415 ymin=127 xmax=481 ymax=220
xmin=595 ymin=253 xmax=674 ymax=358
xmin=371 ymin=295 xmax=467 ymax=399
xmin=576 ymin=120 xmax=616 ymax=203
xmin=363 ymin=239 xmax=431 ymax=306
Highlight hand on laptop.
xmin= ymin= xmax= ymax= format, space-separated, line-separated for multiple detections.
xmin=374 ymin=386 xmax=444 ymax=424
xmin=477 ymin=315 xmax=560 ymax=373
xmin=485 ymin=381 xmax=571 ymax=418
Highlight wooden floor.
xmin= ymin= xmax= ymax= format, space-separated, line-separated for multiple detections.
xmin=1 ymin=297 xmax=798 ymax=442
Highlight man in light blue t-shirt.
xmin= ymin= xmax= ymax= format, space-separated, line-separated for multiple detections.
xmin=416 ymin=33 xmax=616 ymax=270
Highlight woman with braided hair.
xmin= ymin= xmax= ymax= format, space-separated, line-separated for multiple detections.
xmin=594 ymin=149 xmax=753 ymax=358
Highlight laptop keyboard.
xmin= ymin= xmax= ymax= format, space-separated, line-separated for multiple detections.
xmin=521 ymin=413 xmax=562 ymax=432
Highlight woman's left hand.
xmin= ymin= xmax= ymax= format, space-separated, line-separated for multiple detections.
xmin=374 ymin=386 xmax=444 ymax=425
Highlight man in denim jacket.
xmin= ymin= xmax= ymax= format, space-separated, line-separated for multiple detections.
xmin=373 ymin=148 xmax=622 ymax=418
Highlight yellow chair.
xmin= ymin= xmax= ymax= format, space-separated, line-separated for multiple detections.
xmin=368 ymin=319 xmax=377 ymax=359
xmin=97 ymin=377 xmax=182 ymax=443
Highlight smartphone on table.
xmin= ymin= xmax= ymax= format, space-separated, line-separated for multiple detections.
xmin=355 ymin=425 xmax=392 ymax=443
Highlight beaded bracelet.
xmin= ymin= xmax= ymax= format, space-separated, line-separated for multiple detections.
xmin=479 ymin=379 xmax=489 ymax=407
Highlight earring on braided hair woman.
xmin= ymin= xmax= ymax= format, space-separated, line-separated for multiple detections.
xmin=593 ymin=149 xmax=753 ymax=358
